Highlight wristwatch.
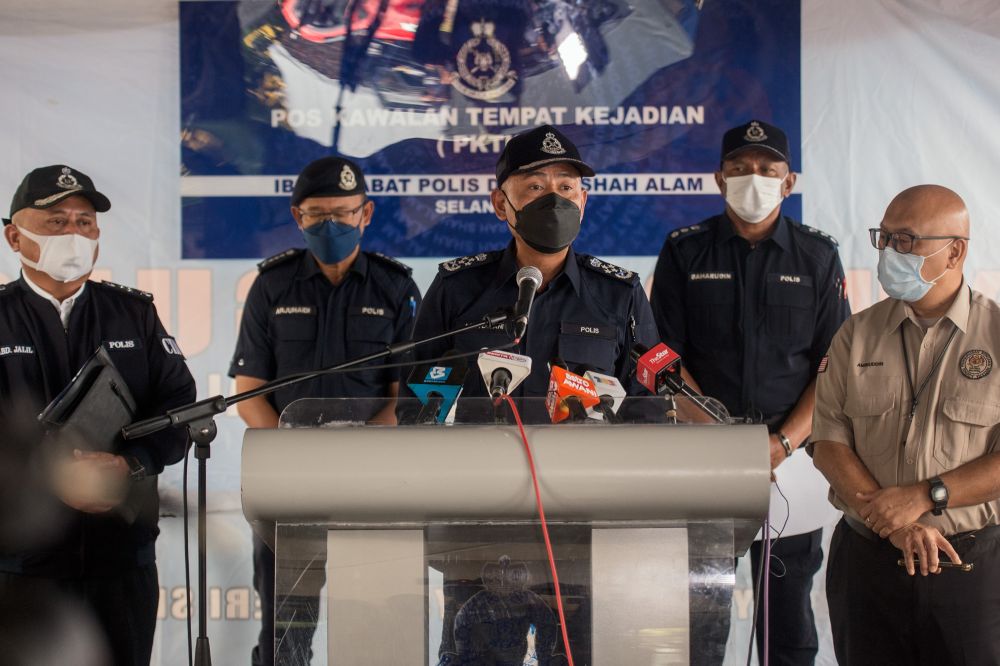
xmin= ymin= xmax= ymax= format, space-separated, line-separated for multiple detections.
xmin=125 ymin=456 xmax=147 ymax=483
xmin=777 ymin=432 xmax=794 ymax=458
xmin=929 ymin=476 xmax=949 ymax=516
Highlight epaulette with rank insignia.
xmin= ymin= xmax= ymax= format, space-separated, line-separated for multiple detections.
xmin=667 ymin=223 xmax=708 ymax=242
xmin=368 ymin=251 xmax=412 ymax=276
xmin=581 ymin=255 xmax=636 ymax=283
xmin=438 ymin=251 xmax=500 ymax=275
xmin=0 ymin=282 xmax=13 ymax=298
xmin=798 ymin=224 xmax=839 ymax=247
xmin=97 ymin=280 xmax=154 ymax=302
xmin=257 ymin=248 xmax=304 ymax=272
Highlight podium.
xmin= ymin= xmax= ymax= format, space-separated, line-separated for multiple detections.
xmin=241 ymin=397 xmax=769 ymax=665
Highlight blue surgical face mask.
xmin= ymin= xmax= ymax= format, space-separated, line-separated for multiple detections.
xmin=877 ymin=241 xmax=954 ymax=302
xmin=302 ymin=219 xmax=361 ymax=264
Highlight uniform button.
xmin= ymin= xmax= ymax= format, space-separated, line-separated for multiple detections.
xmin=906 ymin=458 xmax=914 ymax=464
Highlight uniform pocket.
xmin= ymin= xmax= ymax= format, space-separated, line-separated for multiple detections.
xmin=345 ymin=314 xmax=394 ymax=354
xmin=844 ymin=379 xmax=900 ymax=466
xmin=273 ymin=315 xmax=317 ymax=341
xmin=934 ymin=392 xmax=1000 ymax=467
xmin=686 ymin=279 xmax=736 ymax=343
xmin=558 ymin=333 xmax=618 ymax=375
xmin=764 ymin=273 xmax=815 ymax=344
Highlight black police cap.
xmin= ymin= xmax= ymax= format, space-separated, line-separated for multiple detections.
xmin=5 ymin=165 xmax=111 ymax=225
xmin=721 ymin=120 xmax=790 ymax=164
xmin=291 ymin=156 xmax=366 ymax=206
xmin=496 ymin=125 xmax=595 ymax=187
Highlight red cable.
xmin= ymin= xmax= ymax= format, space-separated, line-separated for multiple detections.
xmin=501 ymin=394 xmax=575 ymax=666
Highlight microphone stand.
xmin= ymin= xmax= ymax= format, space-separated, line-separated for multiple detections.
xmin=121 ymin=309 xmax=514 ymax=666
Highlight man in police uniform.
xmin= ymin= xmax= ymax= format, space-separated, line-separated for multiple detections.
xmin=0 ymin=165 xmax=196 ymax=665
xmin=230 ymin=155 xmax=421 ymax=666
xmin=412 ymin=124 xmax=658 ymax=397
xmin=650 ymin=120 xmax=851 ymax=665
xmin=813 ymin=185 xmax=1000 ymax=665
xmin=411 ymin=124 xmax=658 ymax=662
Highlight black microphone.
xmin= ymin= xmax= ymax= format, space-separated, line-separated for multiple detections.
xmin=406 ymin=352 xmax=469 ymax=424
xmin=511 ymin=266 xmax=543 ymax=340
xmin=575 ymin=364 xmax=626 ymax=424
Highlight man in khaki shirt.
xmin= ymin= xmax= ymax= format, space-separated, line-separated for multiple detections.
xmin=813 ymin=185 xmax=1000 ymax=665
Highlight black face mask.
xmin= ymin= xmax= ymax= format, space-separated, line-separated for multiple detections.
xmin=503 ymin=191 xmax=582 ymax=254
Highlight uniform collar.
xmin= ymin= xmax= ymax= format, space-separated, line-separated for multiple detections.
xmin=889 ymin=279 xmax=971 ymax=334
xmin=296 ymin=248 xmax=368 ymax=281
xmin=492 ymin=240 xmax=581 ymax=296
xmin=20 ymin=271 xmax=86 ymax=328
xmin=714 ymin=214 xmax=792 ymax=252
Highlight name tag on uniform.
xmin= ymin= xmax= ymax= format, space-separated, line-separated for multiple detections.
xmin=689 ymin=272 xmax=733 ymax=281
xmin=105 ymin=338 xmax=142 ymax=351
xmin=0 ymin=344 xmax=35 ymax=356
xmin=561 ymin=322 xmax=614 ymax=339
xmin=274 ymin=306 xmax=315 ymax=316
xmin=349 ymin=305 xmax=390 ymax=318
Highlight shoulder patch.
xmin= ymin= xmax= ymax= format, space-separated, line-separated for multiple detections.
xmin=581 ymin=256 xmax=636 ymax=283
xmin=668 ymin=223 xmax=708 ymax=242
xmin=439 ymin=252 xmax=499 ymax=275
xmin=98 ymin=280 xmax=154 ymax=302
xmin=797 ymin=224 xmax=839 ymax=247
xmin=368 ymin=251 xmax=413 ymax=276
xmin=258 ymin=248 xmax=304 ymax=272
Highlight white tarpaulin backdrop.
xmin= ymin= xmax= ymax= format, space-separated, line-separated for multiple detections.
xmin=1 ymin=1 xmax=999 ymax=664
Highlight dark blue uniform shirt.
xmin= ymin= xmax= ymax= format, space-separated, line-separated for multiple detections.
xmin=229 ymin=248 xmax=421 ymax=415
xmin=0 ymin=278 xmax=196 ymax=576
xmin=411 ymin=240 xmax=659 ymax=398
xmin=650 ymin=214 xmax=851 ymax=422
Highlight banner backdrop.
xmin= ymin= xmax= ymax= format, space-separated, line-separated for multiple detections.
xmin=179 ymin=0 xmax=802 ymax=259
xmin=2 ymin=1 xmax=1000 ymax=665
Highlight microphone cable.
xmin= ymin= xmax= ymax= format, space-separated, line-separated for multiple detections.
xmin=500 ymin=393 xmax=575 ymax=666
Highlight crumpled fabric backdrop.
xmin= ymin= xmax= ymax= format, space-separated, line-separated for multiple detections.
xmin=0 ymin=1 xmax=998 ymax=664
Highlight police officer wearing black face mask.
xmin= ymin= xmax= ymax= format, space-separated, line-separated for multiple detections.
xmin=229 ymin=155 xmax=421 ymax=666
xmin=412 ymin=124 xmax=659 ymax=399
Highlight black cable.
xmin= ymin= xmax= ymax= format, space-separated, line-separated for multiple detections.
xmin=746 ymin=478 xmax=792 ymax=666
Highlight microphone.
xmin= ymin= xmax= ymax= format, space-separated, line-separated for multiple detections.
xmin=631 ymin=343 xmax=728 ymax=423
xmin=581 ymin=368 xmax=626 ymax=423
xmin=545 ymin=359 xmax=600 ymax=423
xmin=406 ymin=353 xmax=468 ymax=424
xmin=477 ymin=350 xmax=533 ymax=397
xmin=630 ymin=343 xmax=689 ymax=397
xmin=511 ymin=266 xmax=543 ymax=340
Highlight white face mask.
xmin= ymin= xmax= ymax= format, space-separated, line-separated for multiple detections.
xmin=723 ymin=173 xmax=787 ymax=224
xmin=16 ymin=226 xmax=98 ymax=282
xmin=877 ymin=241 xmax=954 ymax=302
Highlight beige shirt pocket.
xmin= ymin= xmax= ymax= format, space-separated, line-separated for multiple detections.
xmin=934 ymin=388 xmax=1000 ymax=469
xmin=844 ymin=376 xmax=902 ymax=470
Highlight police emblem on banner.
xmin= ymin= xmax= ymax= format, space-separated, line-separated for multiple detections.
xmin=960 ymin=349 xmax=992 ymax=379
xmin=339 ymin=164 xmax=356 ymax=190
xmin=452 ymin=19 xmax=517 ymax=101
xmin=744 ymin=121 xmax=767 ymax=142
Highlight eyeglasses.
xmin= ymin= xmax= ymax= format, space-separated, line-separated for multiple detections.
xmin=296 ymin=203 xmax=365 ymax=224
xmin=868 ymin=228 xmax=968 ymax=255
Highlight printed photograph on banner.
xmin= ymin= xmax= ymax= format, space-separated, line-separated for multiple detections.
xmin=180 ymin=0 xmax=801 ymax=259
